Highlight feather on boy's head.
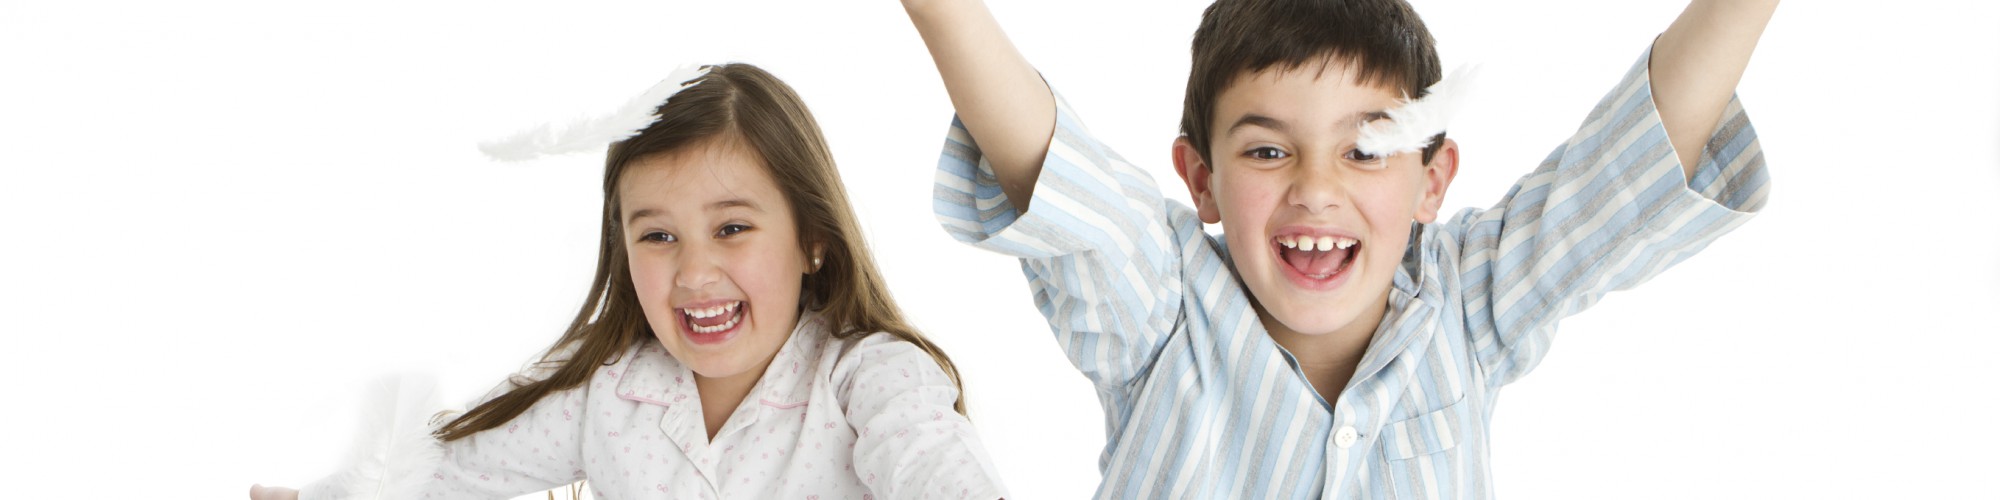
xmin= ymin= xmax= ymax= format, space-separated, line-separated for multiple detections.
xmin=1181 ymin=0 xmax=1445 ymax=167
xmin=1356 ymin=64 xmax=1479 ymax=157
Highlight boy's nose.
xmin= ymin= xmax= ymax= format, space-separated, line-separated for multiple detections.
xmin=1288 ymin=161 xmax=1346 ymax=213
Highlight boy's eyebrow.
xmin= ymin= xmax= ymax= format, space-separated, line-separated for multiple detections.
xmin=1226 ymin=114 xmax=1288 ymax=136
xmin=1224 ymin=111 xmax=1395 ymax=137
xmin=623 ymin=199 xmax=763 ymax=225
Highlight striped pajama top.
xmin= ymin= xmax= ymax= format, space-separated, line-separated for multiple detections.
xmin=931 ymin=47 xmax=1768 ymax=499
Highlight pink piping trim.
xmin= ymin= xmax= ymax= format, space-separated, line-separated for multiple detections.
xmin=618 ymin=392 xmax=672 ymax=406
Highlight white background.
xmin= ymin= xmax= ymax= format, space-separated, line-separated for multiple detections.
xmin=3 ymin=0 xmax=1996 ymax=498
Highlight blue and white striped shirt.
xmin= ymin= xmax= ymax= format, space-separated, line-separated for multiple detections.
xmin=932 ymin=48 xmax=1767 ymax=499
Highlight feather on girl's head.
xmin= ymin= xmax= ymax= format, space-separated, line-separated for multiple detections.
xmin=477 ymin=64 xmax=712 ymax=162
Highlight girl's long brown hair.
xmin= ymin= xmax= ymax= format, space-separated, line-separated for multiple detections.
xmin=436 ymin=63 xmax=964 ymax=441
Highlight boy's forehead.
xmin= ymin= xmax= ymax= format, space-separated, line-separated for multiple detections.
xmin=1213 ymin=64 xmax=1404 ymax=130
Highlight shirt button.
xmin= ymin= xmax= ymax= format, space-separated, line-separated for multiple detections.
xmin=1334 ymin=426 xmax=1359 ymax=448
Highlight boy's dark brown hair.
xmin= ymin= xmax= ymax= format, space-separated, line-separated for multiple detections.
xmin=1181 ymin=0 xmax=1446 ymax=166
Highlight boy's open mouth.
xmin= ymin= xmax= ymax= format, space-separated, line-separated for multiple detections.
xmin=679 ymin=300 xmax=745 ymax=343
xmin=1276 ymin=234 xmax=1359 ymax=282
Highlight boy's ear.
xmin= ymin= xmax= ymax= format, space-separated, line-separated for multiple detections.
xmin=1414 ymin=138 xmax=1460 ymax=224
xmin=1172 ymin=137 xmax=1222 ymax=224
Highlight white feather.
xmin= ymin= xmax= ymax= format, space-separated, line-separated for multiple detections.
xmin=478 ymin=64 xmax=711 ymax=162
xmin=298 ymin=375 xmax=446 ymax=500
xmin=1356 ymin=63 xmax=1481 ymax=157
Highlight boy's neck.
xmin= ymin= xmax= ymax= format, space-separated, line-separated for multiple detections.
xmin=1258 ymin=296 xmax=1391 ymax=408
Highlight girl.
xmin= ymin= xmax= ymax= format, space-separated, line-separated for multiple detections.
xmin=251 ymin=63 xmax=1007 ymax=499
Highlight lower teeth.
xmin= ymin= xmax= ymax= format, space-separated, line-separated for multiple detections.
xmin=691 ymin=310 xmax=739 ymax=334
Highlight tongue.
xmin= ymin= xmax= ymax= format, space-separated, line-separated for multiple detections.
xmin=1283 ymin=247 xmax=1350 ymax=277
xmin=690 ymin=307 xmax=736 ymax=328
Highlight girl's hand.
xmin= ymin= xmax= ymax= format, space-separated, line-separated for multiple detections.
xmin=248 ymin=484 xmax=299 ymax=500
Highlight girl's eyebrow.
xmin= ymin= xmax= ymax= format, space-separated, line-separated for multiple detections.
xmin=707 ymin=199 xmax=762 ymax=213
xmin=624 ymin=208 xmax=664 ymax=226
xmin=624 ymin=199 xmax=763 ymax=226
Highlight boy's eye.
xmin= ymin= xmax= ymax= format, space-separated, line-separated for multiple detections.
xmin=716 ymin=223 xmax=751 ymax=238
xmin=640 ymin=231 xmax=677 ymax=244
xmin=1246 ymin=146 xmax=1289 ymax=161
xmin=1345 ymin=149 xmax=1382 ymax=165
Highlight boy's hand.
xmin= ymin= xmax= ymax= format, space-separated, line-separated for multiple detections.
xmin=902 ymin=0 xmax=1055 ymax=213
xmin=248 ymin=484 xmax=299 ymax=500
xmin=1651 ymin=0 xmax=1780 ymax=179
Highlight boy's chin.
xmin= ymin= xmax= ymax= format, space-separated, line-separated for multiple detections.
xmin=1265 ymin=304 xmax=1368 ymax=337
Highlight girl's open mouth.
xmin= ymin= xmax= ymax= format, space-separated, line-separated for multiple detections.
xmin=1275 ymin=234 xmax=1359 ymax=289
xmin=679 ymin=300 xmax=745 ymax=345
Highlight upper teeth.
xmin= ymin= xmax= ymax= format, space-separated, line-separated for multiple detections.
xmin=1279 ymin=235 xmax=1356 ymax=251
xmin=684 ymin=301 xmax=740 ymax=319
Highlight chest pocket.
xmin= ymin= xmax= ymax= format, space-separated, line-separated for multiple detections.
xmin=1379 ymin=394 xmax=1463 ymax=460
xmin=1375 ymin=395 xmax=1469 ymax=499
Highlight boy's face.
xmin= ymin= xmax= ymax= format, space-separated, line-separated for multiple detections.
xmin=1173 ymin=59 xmax=1458 ymax=341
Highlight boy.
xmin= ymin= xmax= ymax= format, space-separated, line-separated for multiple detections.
xmin=905 ymin=0 xmax=1775 ymax=497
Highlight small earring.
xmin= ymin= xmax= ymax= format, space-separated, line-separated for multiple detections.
xmin=812 ymin=257 xmax=822 ymax=270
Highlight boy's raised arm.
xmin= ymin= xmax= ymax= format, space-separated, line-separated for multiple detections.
xmin=902 ymin=0 xmax=1055 ymax=213
xmin=1650 ymin=0 xmax=1780 ymax=179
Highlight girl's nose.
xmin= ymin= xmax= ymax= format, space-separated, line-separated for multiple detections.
xmin=673 ymin=243 xmax=723 ymax=290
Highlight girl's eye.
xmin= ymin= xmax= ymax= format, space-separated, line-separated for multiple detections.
xmin=640 ymin=231 xmax=677 ymax=244
xmin=717 ymin=223 xmax=751 ymax=238
xmin=1246 ymin=146 xmax=1289 ymax=161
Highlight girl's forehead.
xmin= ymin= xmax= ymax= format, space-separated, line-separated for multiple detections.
xmin=617 ymin=143 xmax=786 ymax=218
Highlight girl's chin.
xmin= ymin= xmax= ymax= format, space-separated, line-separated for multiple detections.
xmin=682 ymin=354 xmax=764 ymax=381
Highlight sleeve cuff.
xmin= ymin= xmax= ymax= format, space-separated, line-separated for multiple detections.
xmin=1631 ymin=43 xmax=1771 ymax=215
xmin=931 ymin=91 xmax=1168 ymax=260
xmin=1588 ymin=45 xmax=1770 ymax=228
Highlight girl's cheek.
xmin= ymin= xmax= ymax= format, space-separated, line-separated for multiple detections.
xmin=628 ymin=258 xmax=672 ymax=302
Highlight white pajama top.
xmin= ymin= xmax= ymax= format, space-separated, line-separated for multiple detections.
xmin=304 ymin=312 xmax=1007 ymax=500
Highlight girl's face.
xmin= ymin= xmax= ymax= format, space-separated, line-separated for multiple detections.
xmin=619 ymin=137 xmax=814 ymax=384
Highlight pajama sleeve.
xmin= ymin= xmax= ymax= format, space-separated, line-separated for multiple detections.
xmin=931 ymin=92 xmax=1198 ymax=393
xmin=299 ymin=355 xmax=589 ymax=500
xmin=839 ymin=334 xmax=1007 ymax=500
xmin=416 ymin=381 xmax=589 ymax=499
xmin=1453 ymin=46 xmax=1770 ymax=387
